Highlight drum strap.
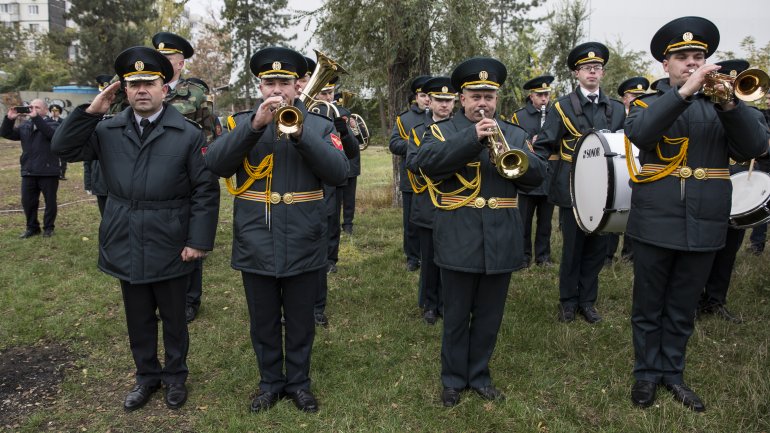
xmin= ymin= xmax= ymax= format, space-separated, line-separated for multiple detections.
xmin=569 ymin=92 xmax=614 ymax=131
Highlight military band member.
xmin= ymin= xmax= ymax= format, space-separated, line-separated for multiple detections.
xmin=390 ymin=75 xmax=431 ymax=273
xmin=606 ymin=76 xmax=650 ymax=264
xmin=538 ymin=42 xmax=625 ymax=323
xmin=698 ymin=59 xmax=770 ymax=323
xmin=625 ymin=18 xmax=768 ymax=411
xmin=153 ymin=31 xmax=211 ymax=323
xmin=205 ymin=47 xmax=349 ymax=413
xmin=415 ymin=57 xmax=547 ymax=407
xmin=51 ymin=47 xmax=220 ymax=411
xmin=335 ymin=91 xmax=361 ymax=236
xmin=512 ymin=75 xmax=555 ymax=267
xmin=404 ymin=76 xmax=456 ymax=325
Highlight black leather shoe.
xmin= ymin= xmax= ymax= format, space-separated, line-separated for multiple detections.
xmin=558 ymin=304 xmax=576 ymax=323
xmin=474 ymin=385 xmax=504 ymax=401
xmin=406 ymin=261 xmax=420 ymax=272
xmin=327 ymin=262 xmax=337 ymax=274
xmin=124 ymin=383 xmax=160 ymax=412
xmin=186 ymin=306 xmax=198 ymax=323
xmin=535 ymin=259 xmax=553 ymax=267
xmin=578 ymin=306 xmax=603 ymax=323
xmin=423 ymin=309 xmax=437 ymax=325
xmin=712 ymin=305 xmax=743 ymax=324
xmin=314 ymin=313 xmax=328 ymax=327
xmin=441 ymin=387 xmax=461 ymax=407
xmin=630 ymin=380 xmax=657 ymax=408
xmin=42 ymin=229 xmax=54 ymax=238
xmin=250 ymin=390 xmax=281 ymax=412
xmin=19 ymin=229 xmax=41 ymax=239
xmin=665 ymin=383 xmax=705 ymax=412
xmin=342 ymin=226 xmax=353 ymax=235
xmin=165 ymin=383 xmax=187 ymax=409
xmin=287 ymin=389 xmax=319 ymax=413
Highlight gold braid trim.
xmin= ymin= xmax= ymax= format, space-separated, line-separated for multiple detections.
xmin=226 ymin=115 xmax=237 ymax=132
xmin=407 ymin=128 xmax=429 ymax=193
xmin=633 ymin=99 xmax=648 ymax=109
xmin=554 ymin=101 xmax=582 ymax=162
xmin=423 ymin=163 xmax=482 ymax=210
xmin=511 ymin=112 xmax=519 ymax=125
xmin=396 ymin=116 xmax=407 ymax=140
xmin=626 ymin=135 xmax=689 ymax=183
xmin=225 ymin=154 xmax=274 ymax=196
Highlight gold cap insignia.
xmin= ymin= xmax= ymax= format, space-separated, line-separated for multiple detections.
xmin=441 ymin=86 xmax=448 ymax=93
xmin=683 ymin=32 xmax=693 ymax=41
xmin=588 ymin=51 xmax=595 ymax=58
xmin=134 ymin=60 xmax=144 ymax=71
xmin=479 ymin=70 xmax=488 ymax=80
xmin=636 ymin=84 xmax=643 ymax=89
xmin=272 ymin=61 xmax=282 ymax=70
xmin=730 ymin=70 xmax=737 ymax=77
xmin=158 ymin=42 xmax=165 ymax=49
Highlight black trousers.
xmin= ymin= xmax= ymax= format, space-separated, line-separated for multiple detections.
xmin=558 ymin=208 xmax=607 ymax=308
xmin=750 ymin=223 xmax=767 ymax=250
xmin=21 ymin=176 xmax=59 ymax=231
xmin=418 ymin=227 xmax=442 ymax=311
xmin=120 ymin=274 xmax=190 ymax=386
xmin=186 ymin=258 xmax=203 ymax=309
xmin=441 ymin=269 xmax=510 ymax=390
xmin=315 ymin=268 xmax=327 ymax=315
xmin=519 ymin=194 xmax=554 ymax=264
xmin=607 ymin=233 xmax=634 ymax=260
xmin=96 ymin=194 xmax=107 ymax=216
xmin=341 ymin=176 xmax=357 ymax=230
xmin=701 ymin=227 xmax=745 ymax=307
xmin=402 ymin=191 xmax=420 ymax=265
xmin=327 ymin=187 xmax=343 ymax=264
xmin=631 ymin=241 xmax=716 ymax=384
xmin=243 ymin=271 xmax=317 ymax=393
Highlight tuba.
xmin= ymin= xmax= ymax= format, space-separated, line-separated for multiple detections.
xmin=274 ymin=50 xmax=346 ymax=135
xmin=701 ymin=68 xmax=770 ymax=104
xmin=479 ymin=110 xmax=529 ymax=179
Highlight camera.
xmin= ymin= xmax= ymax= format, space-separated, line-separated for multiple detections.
xmin=14 ymin=106 xmax=31 ymax=114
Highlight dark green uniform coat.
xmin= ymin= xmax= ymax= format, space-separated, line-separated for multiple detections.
xmin=625 ymin=80 xmax=769 ymax=251
xmin=414 ymin=113 xmax=548 ymax=274
xmin=405 ymin=111 xmax=439 ymax=229
xmin=51 ymin=105 xmax=220 ymax=284
xmin=390 ymin=104 xmax=426 ymax=192
xmin=204 ymin=101 xmax=349 ymax=277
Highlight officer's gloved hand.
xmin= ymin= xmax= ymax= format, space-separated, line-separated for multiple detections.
xmin=333 ymin=116 xmax=350 ymax=138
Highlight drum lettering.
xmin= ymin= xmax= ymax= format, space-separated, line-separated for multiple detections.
xmin=583 ymin=147 xmax=601 ymax=158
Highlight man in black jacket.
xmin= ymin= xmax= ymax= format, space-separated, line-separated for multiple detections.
xmin=415 ymin=57 xmax=548 ymax=407
xmin=625 ymin=17 xmax=768 ymax=412
xmin=205 ymin=47 xmax=349 ymax=414
xmin=1 ymin=99 xmax=61 ymax=238
xmin=537 ymin=42 xmax=626 ymax=324
xmin=52 ymin=47 xmax=220 ymax=412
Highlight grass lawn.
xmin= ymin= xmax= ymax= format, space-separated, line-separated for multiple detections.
xmin=0 ymin=138 xmax=769 ymax=432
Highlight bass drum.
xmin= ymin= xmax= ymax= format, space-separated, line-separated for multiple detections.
xmin=570 ymin=131 xmax=638 ymax=234
xmin=729 ymin=170 xmax=770 ymax=228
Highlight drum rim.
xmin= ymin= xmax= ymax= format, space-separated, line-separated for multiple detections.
xmin=730 ymin=170 xmax=770 ymax=215
xmin=570 ymin=129 xmax=616 ymax=234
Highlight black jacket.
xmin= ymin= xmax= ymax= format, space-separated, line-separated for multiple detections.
xmin=405 ymin=111 xmax=440 ymax=228
xmin=414 ymin=112 xmax=548 ymax=274
xmin=205 ymin=100 xmax=349 ymax=277
xmin=52 ymin=105 xmax=220 ymax=284
xmin=537 ymin=88 xmax=626 ymax=207
xmin=512 ymin=102 xmax=552 ymax=196
xmin=83 ymin=160 xmax=108 ymax=196
xmin=624 ymin=80 xmax=769 ymax=251
xmin=1 ymin=115 xmax=61 ymax=177
xmin=390 ymin=104 xmax=426 ymax=192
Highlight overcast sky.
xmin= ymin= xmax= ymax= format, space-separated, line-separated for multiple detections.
xmin=187 ymin=0 xmax=770 ymax=75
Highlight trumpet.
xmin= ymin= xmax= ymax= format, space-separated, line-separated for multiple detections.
xmin=698 ymin=68 xmax=770 ymax=104
xmin=479 ymin=110 xmax=529 ymax=179
xmin=274 ymin=101 xmax=302 ymax=135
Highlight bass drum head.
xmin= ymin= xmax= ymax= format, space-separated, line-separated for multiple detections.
xmin=571 ymin=132 xmax=610 ymax=233
xmin=731 ymin=170 xmax=770 ymax=215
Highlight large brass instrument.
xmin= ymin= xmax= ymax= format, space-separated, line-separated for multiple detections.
xmin=337 ymin=91 xmax=371 ymax=150
xmin=701 ymin=68 xmax=770 ymax=104
xmin=479 ymin=109 xmax=529 ymax=179
xmin=274 ymin=49 xmax=347 ymax=135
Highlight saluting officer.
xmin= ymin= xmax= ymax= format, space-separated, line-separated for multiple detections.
xmin=390 ymin=75 xmax=431 ymax=273
xmin=537 ymin=42 xmax=626 ymax=324
xmin=511 ymin=75 xmax=556 ymax=267
xmin=204 ymin=47 xmax=349 ymax=413
xmin=606 ymin=76 xmax=650 ymax=264
xmin=404 ymin=76 xmax=457 ymax=325
xmin=51 ymin=47 xmax=220 ymax=412
xmin=153 ymin=31 xmax=211 ymax=323
xmin=625 ymin=18 xmax=768 ymax=412
xmin=415 ymin=57 xmax=548 ymax=407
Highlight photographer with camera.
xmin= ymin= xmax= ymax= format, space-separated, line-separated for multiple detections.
xmin=1 ymin=100 xmax=61 ymax=238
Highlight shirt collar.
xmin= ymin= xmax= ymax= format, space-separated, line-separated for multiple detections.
xmin=579 ymin=86 xmax=600 ymax=102
xmin=134 ymin=107 xmax=164 ymax=126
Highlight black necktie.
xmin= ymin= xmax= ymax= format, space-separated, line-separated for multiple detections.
xmin=588 ymin=94 xmax=597 ymax=104
xmin=140 ymin=118 xmax=153 ymax=141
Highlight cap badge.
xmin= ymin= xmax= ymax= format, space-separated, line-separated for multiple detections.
xmin=134 ymin=60 xmax=144 ymax=72
xmin=730 ymin=70 xmax=737 ymax=77
xmin=272 ymin=61 xmax=282 ymax=70
xmin=479 ymin=70 xmax=489 ymax=81
xmin=158 ymin=42 xmax=165 ymax=49
xmin=588 ymin=51 xmax=595 ymax=58
xmin=636 ymin=84 xmax=643 ymax=89
xmin=683 ymin=32 xmax=693 ymax=41
xmin=441 ymin=86 xmax=448 ymax=93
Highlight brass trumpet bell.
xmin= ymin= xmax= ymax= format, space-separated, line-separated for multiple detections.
xmin=703 ymin=68 xmax=770 ymax=103
xmin=479 ymin=109 xmax=529 ymax=179
xmin=275 ymin=103 xmax=303 ymax=135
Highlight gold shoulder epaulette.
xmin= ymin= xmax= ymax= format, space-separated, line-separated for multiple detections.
xmin=430 ymin=123 xmax=445 ymax=142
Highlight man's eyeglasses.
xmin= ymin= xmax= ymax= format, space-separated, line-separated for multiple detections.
xmin=577 ymin=65 xmax=604 ymax=72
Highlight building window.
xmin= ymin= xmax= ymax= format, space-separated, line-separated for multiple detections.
xmin=29 ymin=23 xmax=40 ymax=32
xmin=0 ymin=4 xmax=9 ymax=13
xmin=28 ymin=5 xmax=39 ymax=14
